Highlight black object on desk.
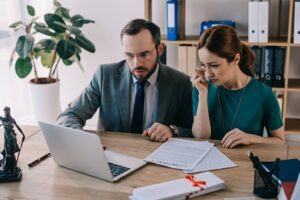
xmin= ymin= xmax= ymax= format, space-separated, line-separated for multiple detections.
xmin=28 ymin=153 xmax=51 ymax=168
xmin=248 ymin=151 xmax=280 ymax=199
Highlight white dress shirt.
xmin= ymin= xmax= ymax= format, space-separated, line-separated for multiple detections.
xmin=130 ymin=64 xmax=159 ymax=131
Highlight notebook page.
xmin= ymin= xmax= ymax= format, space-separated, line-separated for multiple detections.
xmin=144 ymin=138 xmax=214 ymax=170
xmin=184 ymin=147 xmax=237 ymax=173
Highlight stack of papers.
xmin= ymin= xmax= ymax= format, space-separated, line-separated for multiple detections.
xmin=144 ymin=138 xmax=236 ymax=173
xmin=130 ymin=172 xmax=225 ymax=200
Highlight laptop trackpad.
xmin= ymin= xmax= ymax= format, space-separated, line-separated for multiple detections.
xmin=104 ymin=150 xmax=146 ymax=169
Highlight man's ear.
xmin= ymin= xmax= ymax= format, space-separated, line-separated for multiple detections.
xmin=157 ymin=43 xmax=165 ymax=57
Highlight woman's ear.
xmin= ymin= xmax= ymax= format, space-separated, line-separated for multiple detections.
xmin=157 ymin=43 xmax=165 ymax=57
xmin=234 ymin=53 xmax=241 ymax=66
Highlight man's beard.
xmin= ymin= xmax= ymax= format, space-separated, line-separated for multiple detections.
xmin=132 ymin=58 xmax=159 ymax=81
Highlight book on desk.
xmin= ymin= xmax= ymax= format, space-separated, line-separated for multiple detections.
xmin=130 ymin=172 xmax=224 ymax=200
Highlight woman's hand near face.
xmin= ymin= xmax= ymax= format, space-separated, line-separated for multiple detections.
xmin=191 ymin=67 xmax=208 ymax=94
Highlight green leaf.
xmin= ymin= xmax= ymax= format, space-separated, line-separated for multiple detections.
xmin=34 ymin=39 xmax=56 ymax=51
xmin=34 ymin=24 xmax=57 ymax=37
xmin=75 ymin=35 xmax=95 ymax=53
xmin=62 ymin=58 xmax=73 ymax=65
xmin=9 ymin=21 xmax=23 ymax=29
xmin=16 ymin=35 xmax=34 ymax=58
xmin=71 ymin=15 xmax=94 ymax=27
xmin=15 ymin=57 xmax=32 ymax=78
xmin=54 ymin=0 xmax=61 ymax=7
xmin=54 ymin=21 xmax=81 ymax=36
xmin=27 ymin=5 xmax=35 ymax=16
xmin=56 ymin=39 xmax=76 ymax=59
xmin=55 ymin=7 xmax=70 ymax=19
xmin=44 ymin=14 xmax=66 ymax=33
xmin=40 ymin=50 xmax=56 ymax=68
xmin=34 ymin=22 xmax=47 ymax=27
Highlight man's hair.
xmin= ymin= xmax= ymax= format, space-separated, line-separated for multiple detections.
xmin=120 ymin=19 xmax=161 ymax=47
xmin=4 ymin=106 xmax=10 ymax=112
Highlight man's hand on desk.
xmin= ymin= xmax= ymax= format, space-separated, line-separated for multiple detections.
xmin=221 ymin=128 xmax=257 ymax=148
xmin=142 ymin=122 xmax=174 ymax=143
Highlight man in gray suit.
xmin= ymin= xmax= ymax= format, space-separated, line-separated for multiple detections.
xmin=57 ymin=19 xmax=193 ymax=142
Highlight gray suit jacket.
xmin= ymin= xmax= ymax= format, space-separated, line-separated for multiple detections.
xmin=57 ymin=60 xmax=193 ymax=137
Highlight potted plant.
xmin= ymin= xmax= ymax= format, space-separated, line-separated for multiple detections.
xmin=9 ymin=0 xmax=96 ymax=122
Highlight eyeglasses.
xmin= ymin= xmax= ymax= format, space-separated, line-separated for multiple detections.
xmin=124 ymin=47 xmax=156 ymax=61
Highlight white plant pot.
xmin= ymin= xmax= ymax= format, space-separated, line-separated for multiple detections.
xmin=29 ymin=78 xmax=61 ymax=123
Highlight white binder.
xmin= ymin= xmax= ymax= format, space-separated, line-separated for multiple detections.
xmin=248 ymin=1 xmax=259 ymax=43
xmin=294 ymin=2 xmax=300 ymax=44
xmin=258 ymin=1 xmax=269 ymax=43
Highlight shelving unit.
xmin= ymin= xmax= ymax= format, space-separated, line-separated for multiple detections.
xmin=144 ymin=0 xmax=300 ymax=135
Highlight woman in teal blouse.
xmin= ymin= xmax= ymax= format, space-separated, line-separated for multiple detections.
xmin=191 ymin=25 xmax=284 ymax=148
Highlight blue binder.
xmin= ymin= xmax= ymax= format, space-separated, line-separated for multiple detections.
xmin=167 ymin=0 xmax=179 ymax=40
xmin=273 ymin=47 xmax=285 ymax=88
xmin=251 ymin=46 xmax=263 ymax=80
xmin=200 ymin=20 xmax=236 ymax=35
xmin=262 ymin=47 xmax=274 ymax=87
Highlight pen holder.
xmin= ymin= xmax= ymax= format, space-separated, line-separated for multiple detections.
xmin=253 ymin=168 xmax=279 ymax=198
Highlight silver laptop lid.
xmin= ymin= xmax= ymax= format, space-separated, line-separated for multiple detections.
xmin=38 ymin=121 xmax=113 ymax=182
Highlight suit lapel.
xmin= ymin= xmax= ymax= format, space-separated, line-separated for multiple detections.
xmin=155 ymin=64 xmax=174 ymax=123
xmin=114 ymin=62 xmax=131 ymax=132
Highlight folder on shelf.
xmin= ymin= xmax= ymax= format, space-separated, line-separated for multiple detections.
xmin=187 ymin=45 xmax=198 ymax=76
xmin=248 ymin=1 xmax=259 ymax=43
xmin=258 ymin=0 xmax=269 ymax=43
xmin=251 ymin=46 xmax=262 ymax=79
xmin=294 ymin=2 xmax=300 ymax=44
xmin=200 ymin=20 xmax=236 ymax=35
xmin=178 ymin=45 xmax=188 ymax=74
xmin=167 ymin=0 xmax=179 ymax=41
xmin=262 ymin=47 xmax=274 ymax=87
xmin=130 ymin=172 xmax=225 ymax=200
xmin=273 ymin=47 xmax=285 ymax=88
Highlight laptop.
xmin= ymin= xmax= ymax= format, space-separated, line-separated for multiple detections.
xmin=38 ymin=121 xmax=146 ymax=182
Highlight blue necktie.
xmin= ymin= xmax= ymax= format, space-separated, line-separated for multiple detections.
xmin=131 ymin=81 xmax=146 ymax=133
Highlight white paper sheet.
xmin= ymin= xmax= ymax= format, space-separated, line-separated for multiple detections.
xmin=184 ymin=146 xmax=237 ymax=173
xmin=144 ymin=138 xmax=214 ymax=170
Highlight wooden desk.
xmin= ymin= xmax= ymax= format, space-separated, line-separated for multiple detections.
xmin=0 ymin=127 xmax=296 ymax=200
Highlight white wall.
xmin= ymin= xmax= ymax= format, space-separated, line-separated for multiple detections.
xmin=0 ymin=0 xmax=298 ymax=128
xmin=0 ymin=0 xmax=143 ymax=128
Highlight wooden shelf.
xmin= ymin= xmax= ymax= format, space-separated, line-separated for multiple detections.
xmin=291 ymin=43 xmax=300 ymax=47
xmin=287 ymin=79 xmax=300 ymax=91
xmin=147 ymin=0 xmax=300 ymax=137
xmin=162 ymin=35 xmax=199 ymax=45
xmin=241 ymin=36 xmax=289 ymax=47
xmin=162 ymin=35 xmax=289 ymax=47
xmin=273 ymin=87 xmax=285 ymax=92
xmin=285 ymin=118 xmax=300 ymax=134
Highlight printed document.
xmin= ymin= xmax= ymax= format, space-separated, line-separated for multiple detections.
xmin=184 ymin=146 xmax=237 ymax=173
xmin=144 ymin=138 xmax=214 ymax=170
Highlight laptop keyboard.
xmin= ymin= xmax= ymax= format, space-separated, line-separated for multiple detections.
xmin=108 ymin=162 xmax=130 ymax=178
